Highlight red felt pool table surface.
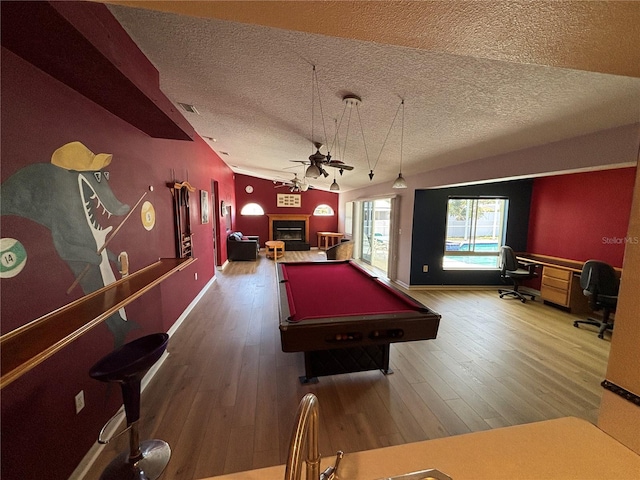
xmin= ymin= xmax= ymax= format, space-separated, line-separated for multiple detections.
xmin=277 ymin=261 xmax=441 ymax=350
xmin=280 ymin=261 xmax=423 ymax=322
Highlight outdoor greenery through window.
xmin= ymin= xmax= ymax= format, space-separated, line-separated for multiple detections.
xmin=443 ymin=197 xmax=508 ymax=269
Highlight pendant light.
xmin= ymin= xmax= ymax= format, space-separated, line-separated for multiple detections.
xmin=330 ymin=168 xmax=340 ymax=190
xmin=392 ymin=99 xmax=407 ymax=189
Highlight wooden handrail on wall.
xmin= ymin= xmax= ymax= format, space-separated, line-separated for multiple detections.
xmin=0 ymin=257 xmax=195 ymax=389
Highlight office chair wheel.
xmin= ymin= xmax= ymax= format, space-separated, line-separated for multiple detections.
xmin=573 ymin=321 xmax=579 ymax=328
xmin=597 ymin=333 xmax=604 ymax=339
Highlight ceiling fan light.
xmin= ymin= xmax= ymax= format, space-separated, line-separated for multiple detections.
xmin=392 ymin=172 xmax=407 ymax=189
xmin=305 ymin=164 xmax=321 ymax=178
xmin=300 ymin=183 xmax=309 ymax=192
xmin=330 ymin=179 xmax=340 ymax=191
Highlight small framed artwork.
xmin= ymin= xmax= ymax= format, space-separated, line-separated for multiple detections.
xmin=277 ymin=193 xmax=301 ymax=207
xmin=200 ymin=190 xmax=210 ymax=224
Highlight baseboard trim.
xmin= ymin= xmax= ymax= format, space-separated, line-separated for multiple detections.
xmin=69 ymin=276 xmax=217 ymax=479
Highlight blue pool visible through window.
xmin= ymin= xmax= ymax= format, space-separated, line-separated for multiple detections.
xmin=443 ymin=197 xmax=509 ymax=270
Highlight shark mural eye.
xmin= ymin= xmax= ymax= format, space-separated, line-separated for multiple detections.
xmin=104 ymin=171 xmax=110 ymax=181
xmin=94 ymin=172 xmax=102 ymax=183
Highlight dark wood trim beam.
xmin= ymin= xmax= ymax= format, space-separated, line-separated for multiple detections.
xmin=1 ymin=1 xmax=195 ymax=141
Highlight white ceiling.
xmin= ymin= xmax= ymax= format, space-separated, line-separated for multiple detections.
xmin=106 ymin=2 xmax=640 ymax=192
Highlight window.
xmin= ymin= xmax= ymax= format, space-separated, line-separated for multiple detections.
xmin=443 ymin=197 xmax=508 ymax=270
xmin=344 ymin=202 xmax=353 ymax=236
xmin=240 ymin=203 xmax=264 ymax=215
xmin=313 ymin=204 xmax=334 ymax=216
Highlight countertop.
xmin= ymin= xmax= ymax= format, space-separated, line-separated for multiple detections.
xmin=201 ymin=417 xmax=640 ymax=479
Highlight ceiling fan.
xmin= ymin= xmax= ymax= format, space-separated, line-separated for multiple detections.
xmin=273 ymin=173 xmax=312 ymax=192
xmin=291 ymin=142 xmax=355 ymax=179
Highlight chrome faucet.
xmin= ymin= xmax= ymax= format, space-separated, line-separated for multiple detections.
xmin=284 ymin=393 xmax=343 ymax=480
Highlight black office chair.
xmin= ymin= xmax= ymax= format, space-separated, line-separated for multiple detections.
xmin=574 ymin=260 xmax=619 ymax=339
xmin=498 ymin=246 xmax=538 ymax=303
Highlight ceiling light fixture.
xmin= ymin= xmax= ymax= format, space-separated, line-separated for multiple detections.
xmin=392 ymin=99 xmax=407 ymax=189
xmin=305 ymin=163 xmax=321 ymax=179
xmin=330 ymin=167 xmax=340 ymax=191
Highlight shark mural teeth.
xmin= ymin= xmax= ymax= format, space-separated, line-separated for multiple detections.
xmin=1 ymin=141 xmax=138 ymax=347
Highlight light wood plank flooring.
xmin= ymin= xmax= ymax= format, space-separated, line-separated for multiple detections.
xmin=84 ymin=250 xmax=610 ymax=479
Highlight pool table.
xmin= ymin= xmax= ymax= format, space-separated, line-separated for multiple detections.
xmin=277 ymin=260 xmax=441 ymax=383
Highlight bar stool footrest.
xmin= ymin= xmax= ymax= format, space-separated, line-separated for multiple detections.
xmin=100 ymin=439 xmax=171 ymax=480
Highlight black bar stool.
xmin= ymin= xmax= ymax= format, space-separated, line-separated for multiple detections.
xmin=90 ymin=333 xmax=171 ymax=480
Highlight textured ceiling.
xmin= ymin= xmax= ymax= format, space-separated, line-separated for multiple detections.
xmin=105 ymin=1 xmax=640 ymax=191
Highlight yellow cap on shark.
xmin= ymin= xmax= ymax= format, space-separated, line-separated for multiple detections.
xmin=51 ymin=141 xmax=113 ymax=171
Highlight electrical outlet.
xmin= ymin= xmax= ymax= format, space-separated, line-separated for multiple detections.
xmin=194 ymin=272 xmax=198 ymax=281
xmin=75 ymin=390 xmax=85 ymax=414
xmin=423 ymin=265 xmax=429 ymax=273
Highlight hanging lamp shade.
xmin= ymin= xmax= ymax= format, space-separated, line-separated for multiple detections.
xmin=392 ymin=99 xmax=407 ymax=189
xmin=330 ymin=179 xmax=340 ymax=191
xmin=305 ymin=163 xmax=321 ymax=179
xmin=392 ymin=172 xmax=407 ymax=189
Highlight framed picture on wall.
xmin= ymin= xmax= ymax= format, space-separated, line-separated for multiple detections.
xmin=277 ymin=193 xmax=301 ymax=207
xmin=200 ymin=190 xmax=210 ymax=224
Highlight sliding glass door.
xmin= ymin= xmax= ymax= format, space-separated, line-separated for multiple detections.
xmin=359 ymin=198 xmax=392 ymax=274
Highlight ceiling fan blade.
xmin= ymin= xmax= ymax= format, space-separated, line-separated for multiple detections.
xmin=326 ymin=162 xmax=354 ymax=171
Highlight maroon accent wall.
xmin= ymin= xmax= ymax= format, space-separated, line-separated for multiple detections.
xmin=528 ymin=167 xmax=637 ymax=268
xmin=0 ymin=12 xmax=234 ymax=479
xmin=233 ymin=174 xmax=339 ymax=247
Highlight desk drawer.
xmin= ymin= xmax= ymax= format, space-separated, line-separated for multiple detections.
xmin=542 ymin=275 xmax=569 ymax=291
xmin=543 ymin=266 xmax=571 ymax=281
xmin=541 ymin=285 xmax=569 ymax=307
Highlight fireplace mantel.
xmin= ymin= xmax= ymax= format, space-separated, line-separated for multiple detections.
xmin=268 ymin=214 xmax=310 ymax=242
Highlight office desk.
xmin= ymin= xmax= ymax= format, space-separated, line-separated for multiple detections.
xmin=517 ymin=253 xmax=621 ymax=314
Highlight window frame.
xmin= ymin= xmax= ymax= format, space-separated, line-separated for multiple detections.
xmin=313 ymin=204 xmax=335 ymax=216
xmin=442 ymin=196 xmax=509 ymax=270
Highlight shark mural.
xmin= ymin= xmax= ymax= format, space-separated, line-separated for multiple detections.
xmin=1 ymin=141 xmax=138 ymax=347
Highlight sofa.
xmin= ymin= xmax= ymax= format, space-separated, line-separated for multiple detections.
xmin=227 ymin=232 xmax=260 ymax=261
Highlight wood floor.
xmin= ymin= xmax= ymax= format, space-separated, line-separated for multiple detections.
xmin=84 ymin=250 xmax=611 ymax=479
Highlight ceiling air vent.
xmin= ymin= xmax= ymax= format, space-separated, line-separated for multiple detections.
xmin=177 ymin=102 xmax=199 ymax=114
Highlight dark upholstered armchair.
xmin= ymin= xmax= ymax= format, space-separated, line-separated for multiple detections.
xmin=227 ymin=232 xmax=260 ymax=261
xmin=325 ymin=240 xmax=354 ymax=261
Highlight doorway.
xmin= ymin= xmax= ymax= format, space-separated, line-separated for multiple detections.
xmin=211 ymin=180 xmax=219 ymax=267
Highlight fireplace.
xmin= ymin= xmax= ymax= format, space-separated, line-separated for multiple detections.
xmin=268 ymin=214 xmax=310 ymax=251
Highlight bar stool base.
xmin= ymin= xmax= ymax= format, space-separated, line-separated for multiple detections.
xmin=100 ymin=440 xmax=171 ymax=480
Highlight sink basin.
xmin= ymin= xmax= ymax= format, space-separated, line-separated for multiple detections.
xmin=376 ymin=469 xmax=452 ymax=480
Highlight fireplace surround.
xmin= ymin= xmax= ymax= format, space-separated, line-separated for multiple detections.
xmin=268 ymin=214 xmax=310 ymax=251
